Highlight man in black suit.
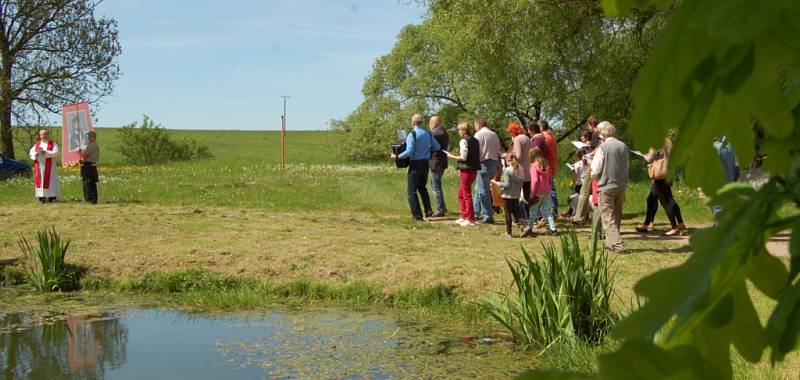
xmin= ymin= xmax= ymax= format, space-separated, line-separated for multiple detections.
xmin=428 ymin=115 xmax=449 ymax=217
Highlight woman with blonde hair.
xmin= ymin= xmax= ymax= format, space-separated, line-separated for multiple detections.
xmin=447 ymin=122 xmax=481 ymax=226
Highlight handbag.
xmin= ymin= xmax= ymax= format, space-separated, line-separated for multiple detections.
xmin=647 ymin=153 xmax=668 ymax=180
xmin=490 ymin=181 xmax=505 ymax=207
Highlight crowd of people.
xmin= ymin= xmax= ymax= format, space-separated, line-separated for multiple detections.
xmin=390 ymin=113 xmax=711 ymax=254
xmin=28 ymin=129 xmax=101 ymax=204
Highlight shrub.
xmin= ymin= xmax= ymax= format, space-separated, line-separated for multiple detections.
xmin=118 ymin=115 xmax=212 ymax=164
xmin=482 ymin=229 xmax=617 ymax=349
xmin=18 ymin=228 xmax=79 ymax=291
xmin=1 ymin=265 xmax=26 ymax=286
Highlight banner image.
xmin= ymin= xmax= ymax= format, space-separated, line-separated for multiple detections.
xmin=61 ymin=102 xmax=95 ymax=167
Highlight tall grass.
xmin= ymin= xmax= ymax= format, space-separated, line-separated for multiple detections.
xmin=18 ymin=228 xmax=78 ymax=291
xmin=482 ymin=229 xmax=617 ymax=349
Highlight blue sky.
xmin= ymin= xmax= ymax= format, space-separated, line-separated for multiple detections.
xmin=92 ymin=1 xmax=425 ymax=130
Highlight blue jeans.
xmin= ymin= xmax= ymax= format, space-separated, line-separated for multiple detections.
xmin=407 ymin=161 xmax=432 ymax=220
xmin=430 ymin=168 xmax=447 ymax=214
xmin=473 ymin=160 xmax=497 ymax=222
xmin=535 ymin=178 xmax=559 ymax=220
xmin=529 ymin=193 xmax=556 ymax=231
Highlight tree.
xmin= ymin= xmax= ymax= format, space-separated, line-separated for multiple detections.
xmin=0 ymin=0 xmax=121 ymax=159
xmin=523 ymin=0 xmax=800 ymax=378
xmin=334 ymin=0 xmax=670 ymax=160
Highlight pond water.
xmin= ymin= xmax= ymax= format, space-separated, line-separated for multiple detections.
xmin=0 ymin=307 xmax=533 ymax=379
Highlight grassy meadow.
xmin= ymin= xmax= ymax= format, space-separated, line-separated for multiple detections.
xmin=1 ymin=128 xmax=711 ymax=300
xmin=4 ymin=128 xmax=795 ymax=377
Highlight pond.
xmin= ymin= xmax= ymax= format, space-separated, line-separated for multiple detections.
xmin=0 ymin=307 xmax=534 ymax=379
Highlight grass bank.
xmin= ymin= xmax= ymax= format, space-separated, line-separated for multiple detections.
xmin=76 ymin=268 xmax=476 ymax=316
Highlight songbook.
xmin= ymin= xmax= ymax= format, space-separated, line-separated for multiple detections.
xmin=571 ymin=141 xmax=588 ymax=150
xmin=565 ymin=163 xmax=575 ymax=171
xmin=630 ymin=150 xmax=647 ymax=159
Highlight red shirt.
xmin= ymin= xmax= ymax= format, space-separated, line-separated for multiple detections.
xmin=543 ymin=131 xmax=557 ymax=175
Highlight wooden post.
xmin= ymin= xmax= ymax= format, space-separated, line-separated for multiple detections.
xmin=280 ymin=115 xmax=285 ymax=173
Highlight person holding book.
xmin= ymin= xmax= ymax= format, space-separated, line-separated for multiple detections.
xmin=635 ymin=138 xmax=687 ymax=236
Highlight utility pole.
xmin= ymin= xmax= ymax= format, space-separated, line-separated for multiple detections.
xmin=280 ymin=95 xmax=289 ymax=173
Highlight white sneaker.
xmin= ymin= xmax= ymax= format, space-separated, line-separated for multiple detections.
xmin=458 ymin=219 xmax=476 ymax=227
xmin=455 ymin=218 xmax=465 ymax=224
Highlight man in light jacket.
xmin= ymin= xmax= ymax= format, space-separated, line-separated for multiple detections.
xmin=591 ymin=121 xmax=629 ymax=253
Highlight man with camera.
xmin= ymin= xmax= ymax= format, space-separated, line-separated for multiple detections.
xmin=390 ymin=114 xmax=442 ymax=221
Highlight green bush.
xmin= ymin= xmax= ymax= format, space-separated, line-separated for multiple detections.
xmin=1 ymin=265 xmax=26 ymax=286
xmin=18 ymin=228 xmax=79 ymax=291
xmin=118 ymin=115 xmax=212 ymax=164
xmin=482 ymin=229 xmax=617 ymax=349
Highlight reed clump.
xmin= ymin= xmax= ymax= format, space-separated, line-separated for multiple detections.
xmin=482 ymin=229 xmax=617 ymax=349
xmin=18 ymin=228 xmax=80 ymax=291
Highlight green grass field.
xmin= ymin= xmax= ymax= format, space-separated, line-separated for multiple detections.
xmin=5 ymin=128 xmax=791 ymax=377
xmin=2 ymin=128 xmax=711 ymax=218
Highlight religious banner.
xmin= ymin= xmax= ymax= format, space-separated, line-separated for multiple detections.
xmin=61 ymin=102 xmax=95 ymax=167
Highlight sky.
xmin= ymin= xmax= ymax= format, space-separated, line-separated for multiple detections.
xmin=91 ymin=0 xmax=425 ymax=130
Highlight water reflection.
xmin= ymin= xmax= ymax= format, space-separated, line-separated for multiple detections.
xmin=0 ymin=312 xmax=127 ymax=379
xmin=0 ymin=308 xmax=532 ymax=379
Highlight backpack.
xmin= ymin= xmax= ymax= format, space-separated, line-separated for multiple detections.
xmin=393 ymin=130 xmax=417 ymax=168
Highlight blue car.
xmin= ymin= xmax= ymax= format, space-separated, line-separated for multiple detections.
xmin=0 ymin=152 xmax=30 ymax=180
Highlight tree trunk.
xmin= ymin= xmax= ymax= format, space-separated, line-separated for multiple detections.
xmin=0 ymin=106 xmax=12 ymax=159
xmin=0 ymin=60 xmax=13 ymax=159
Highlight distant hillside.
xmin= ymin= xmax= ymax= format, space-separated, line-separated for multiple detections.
xmin=12 ymin=129 xmax=339 ymax=166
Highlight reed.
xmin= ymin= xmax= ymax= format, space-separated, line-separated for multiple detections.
xmin=482 ymin=228 xmax=617 ymax=349
xmin=18 ymin=228 xmax=78 ymax=291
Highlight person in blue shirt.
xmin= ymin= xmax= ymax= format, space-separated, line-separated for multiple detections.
xmin=391 ymin=114 xmax=442 ymax=220
xmin=711 ymin=136 xmax=740 ymax=225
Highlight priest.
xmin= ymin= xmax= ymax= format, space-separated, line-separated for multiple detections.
xmin=29 ymin=130 xmax=61 ymax=203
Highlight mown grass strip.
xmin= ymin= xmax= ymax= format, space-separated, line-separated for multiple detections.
xmin=75 ymin=269 xmax=482 ymax=319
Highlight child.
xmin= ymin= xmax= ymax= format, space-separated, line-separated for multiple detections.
xmin=492 ymin=154 xmax=523 ymax=237
xmin=522 ymin=147 xmax=557 ymax=237
xmin=563 ymin=147 xmax=590 ymax=218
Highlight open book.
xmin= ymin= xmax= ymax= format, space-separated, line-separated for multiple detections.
xmin=571 ymin=141 xmax=588 ymax=150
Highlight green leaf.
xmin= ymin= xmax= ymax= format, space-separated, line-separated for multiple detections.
xmin=627 ymin=0 xmax=709 ymax=152
xmin=614 ymin=182 xmax=776 ymax=340
xmin=761 ymin=119 xmax=800 ymax=178
xmin=746 ymin=247 xmax=789 ymax=299
xmin=766 ymin=282 xmax=800 ymax=362
xmin=704 ymin=292 xmax=733 ymax=328
xmin=725 ymin=283 xmax=768 ymax=363
xmin=598 ymin=340 xmax=721 ymax=379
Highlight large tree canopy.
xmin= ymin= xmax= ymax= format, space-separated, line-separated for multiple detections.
xmin=0 ymin=0 xmax=121 ymax=159
xmin=333 ymin=0 xmax=670 ymax=160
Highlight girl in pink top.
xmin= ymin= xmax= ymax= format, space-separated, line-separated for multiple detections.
xmin=522 ymin=147 xmax=557 ymax=236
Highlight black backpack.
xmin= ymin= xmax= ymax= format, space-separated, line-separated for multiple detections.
xmin=393 ymin=130 xmax=417 ymax=168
